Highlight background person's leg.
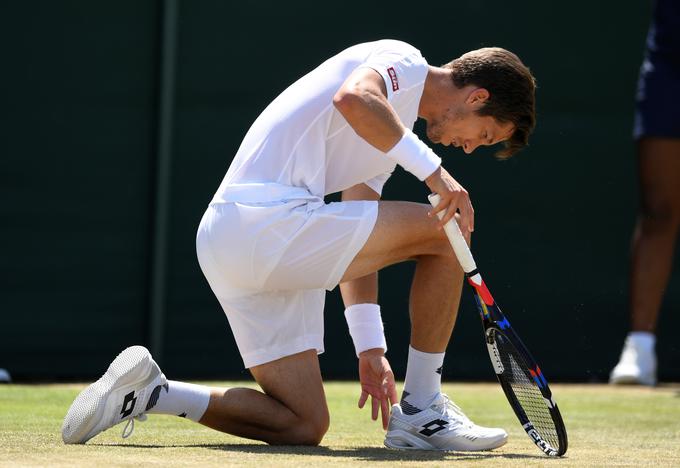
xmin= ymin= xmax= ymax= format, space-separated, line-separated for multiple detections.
xmin=199 ymin=349 xmax=329 ymax=445
xmin=611 ymin=137 xmax=680 ymax=385
xmin=629 ymin=138 xmax=680 ymax=333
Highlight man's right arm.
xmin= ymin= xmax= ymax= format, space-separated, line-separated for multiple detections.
xmin=332 ymin=67 xmax=474 ymax=233
xmin=332 ymin=67 xmax=404 ymax=152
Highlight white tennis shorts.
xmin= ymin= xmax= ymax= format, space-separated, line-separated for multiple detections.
xmin=196 ymin=198 xmax=378 ymax=368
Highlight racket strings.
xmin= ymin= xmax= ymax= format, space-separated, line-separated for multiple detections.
xmin=494 ymin=333 xmax=560 ymax=450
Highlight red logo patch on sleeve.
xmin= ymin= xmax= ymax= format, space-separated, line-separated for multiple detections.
xmin=387 ymin=67 xmax=399 ymax=92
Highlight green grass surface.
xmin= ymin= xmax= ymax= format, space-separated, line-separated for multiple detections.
xmin=1 ymin=382 xmax=679 ymax=467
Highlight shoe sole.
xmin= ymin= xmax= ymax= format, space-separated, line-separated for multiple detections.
xmin=384 ymin=429 xmax=508 ymax=451
xmin=61 ymin=346 xmax=158 ymax=444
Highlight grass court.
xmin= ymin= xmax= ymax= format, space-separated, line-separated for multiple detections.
xmin=1 ymin=381 xmax=679 ymax=467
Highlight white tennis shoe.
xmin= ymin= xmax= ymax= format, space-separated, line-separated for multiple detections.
xmin=62 ymin=346 xmax=167 ymax=444
xmin=384 ymin=394 xmax=508 ymax=451
xmin=609 ymin=335 xmax=657 ymax=386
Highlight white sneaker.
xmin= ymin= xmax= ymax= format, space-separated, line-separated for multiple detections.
xmin=609 ymin=335 xmax=657 ymax=386
xmin=62 ymin=346 xmax=167 ymax=444
xmin=384 ymin=394 xmax=508 ymax=451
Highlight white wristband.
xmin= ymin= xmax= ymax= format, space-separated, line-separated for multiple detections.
xmin=344 ymin=303 xmax=387 ymax=357
xmin=386 ymin=129 xmax=441 ymax=181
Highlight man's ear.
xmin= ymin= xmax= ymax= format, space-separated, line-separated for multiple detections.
xmin=466 ymin=88 xmax=490 ymax=109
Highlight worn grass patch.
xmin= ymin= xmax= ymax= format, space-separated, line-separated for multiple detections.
xmin=1 ymin=382 xmax=679 ymax=467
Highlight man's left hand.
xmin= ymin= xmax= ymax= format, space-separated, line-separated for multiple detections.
xmin=357 ymin=348 xmax=398 ymax=430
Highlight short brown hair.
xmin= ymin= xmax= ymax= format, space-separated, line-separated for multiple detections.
xmin=443 ymin=48 xmax=536 ymax=158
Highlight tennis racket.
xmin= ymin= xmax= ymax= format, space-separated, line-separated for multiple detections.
xmin=428 ymin=193 xmax=568 ymax=457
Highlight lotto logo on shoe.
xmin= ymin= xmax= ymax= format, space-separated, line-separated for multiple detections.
xmin=419 ymin=419 xmax=449 ymax=437
xmin=387 ymin=67 xmax=399 ymax=91
xmin=120 ymin=391 xmax=137 ymax=418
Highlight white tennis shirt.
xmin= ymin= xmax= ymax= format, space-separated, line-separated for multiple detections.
xmin=212 ymin=40 xmax=429 ymax=204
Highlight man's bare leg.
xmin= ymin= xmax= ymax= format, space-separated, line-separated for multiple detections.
xmin=341 ymin=200 xmax=507 ymax=451
xmin=341 ymin=200 xmax=464 ymax=407
xmin=201 ymin=201 xmax=464 ymax=444
xmin=61 ymin=348 xmax=326 ymax=446
xmin=199 ymin=350 xmax=329 ymax=445
xmin=342 ymin=200 xmax=465 ymax=352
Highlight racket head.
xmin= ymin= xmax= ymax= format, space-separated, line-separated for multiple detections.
xmin=471 ymin=288 xmax=568 ymax=456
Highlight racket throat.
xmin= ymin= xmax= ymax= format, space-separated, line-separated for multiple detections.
xmin=467 ymin=273 xmax=495 ymax=306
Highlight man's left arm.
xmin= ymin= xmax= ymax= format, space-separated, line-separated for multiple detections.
xmin=340 ymin=183 xmax=380 ymax=305
xmin=340 ymin=183 xmax=398 ymax=430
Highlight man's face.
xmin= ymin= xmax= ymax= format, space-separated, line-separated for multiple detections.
xmin=425 ymin=90 xmax=515 ymax=154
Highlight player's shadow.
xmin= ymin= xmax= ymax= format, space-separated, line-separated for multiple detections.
xmin=206 ymin=444 xmax=549 ymax=461
xmin=97 ymin=443 xmax=548 ymax=461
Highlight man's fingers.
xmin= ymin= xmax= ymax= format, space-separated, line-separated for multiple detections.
xmin=382 ymin=371 xmax=397 ymax=428
xmin=439 ymin=200 xmax=458 ymax=228
xmin=358 ymin=390 xmax=369 ymax=409
xmin=428 ymin=199 xmax=448 ymax=218
xmin=388 ymin=383 xmax=399 ymax=407
xmin=380 ymin=396 xmax=390 ymax=429
xmin=437 ymin=195 xmax=473 ymax=233
xmin=429 ymin=197 xmax=454 ymax=228
xmin=459 ymin=197 xmax=474 ymax=232
xmin=358 ymin=361 xmax=399 ymax=427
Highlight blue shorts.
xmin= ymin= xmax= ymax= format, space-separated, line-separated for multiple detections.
xmin=633 ymin=54 xmax=680 ymax=139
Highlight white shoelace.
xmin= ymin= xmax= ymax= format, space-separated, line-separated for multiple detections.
xmin=121 ymin=413 xmax=148 ymax=439
xmin=432 ymin=394 xmax=474 ymax=429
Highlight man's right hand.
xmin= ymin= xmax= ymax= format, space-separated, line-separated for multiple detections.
xmin=425 ymin=166 xmax=475 ymax=233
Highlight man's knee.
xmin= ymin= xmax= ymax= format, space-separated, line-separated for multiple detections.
xmin=250 ymin=350 xmax=328 ymax=445
xmin=283 ymin=410 xmax=330 ymax=446
xmin=300 ymin=411 xmax=330 ymax=445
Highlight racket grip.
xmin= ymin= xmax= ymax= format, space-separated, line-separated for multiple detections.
xmin=428 ymin=193 xmax=478 ymax=274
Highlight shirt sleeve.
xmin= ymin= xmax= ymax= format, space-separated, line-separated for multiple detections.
xmin=363 ymin=169 xmax=394 ymax=196
xmin=358 ymin=40 xmax=429 ymax=101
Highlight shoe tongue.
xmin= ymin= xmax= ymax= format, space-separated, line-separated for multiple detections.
xmin=431 ymin=395 xmax=474 ymax=428
xmin=429 ymin=393 xmax=449 ymax=408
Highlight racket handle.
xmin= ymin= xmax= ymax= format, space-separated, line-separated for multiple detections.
xmin=428 ymin=193 xmax=478 ymax=275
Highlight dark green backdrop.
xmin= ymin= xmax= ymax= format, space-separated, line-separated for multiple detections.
xmin=2 ymin=1 xmax=677 ymax=382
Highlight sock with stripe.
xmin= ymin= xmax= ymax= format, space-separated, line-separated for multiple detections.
xmin=401 ymin=345 xmax=445 ymax=414
xmin=145 ymin=380 xmax=211 ymax=422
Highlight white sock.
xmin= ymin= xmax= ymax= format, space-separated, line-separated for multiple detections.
xmin=628 ymin=331 xmax=656 ymax=351
xmin=401 ymin=345 xmax=445 ymax=413
xmin=146 ymin=380 xmax=211 ymax=422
